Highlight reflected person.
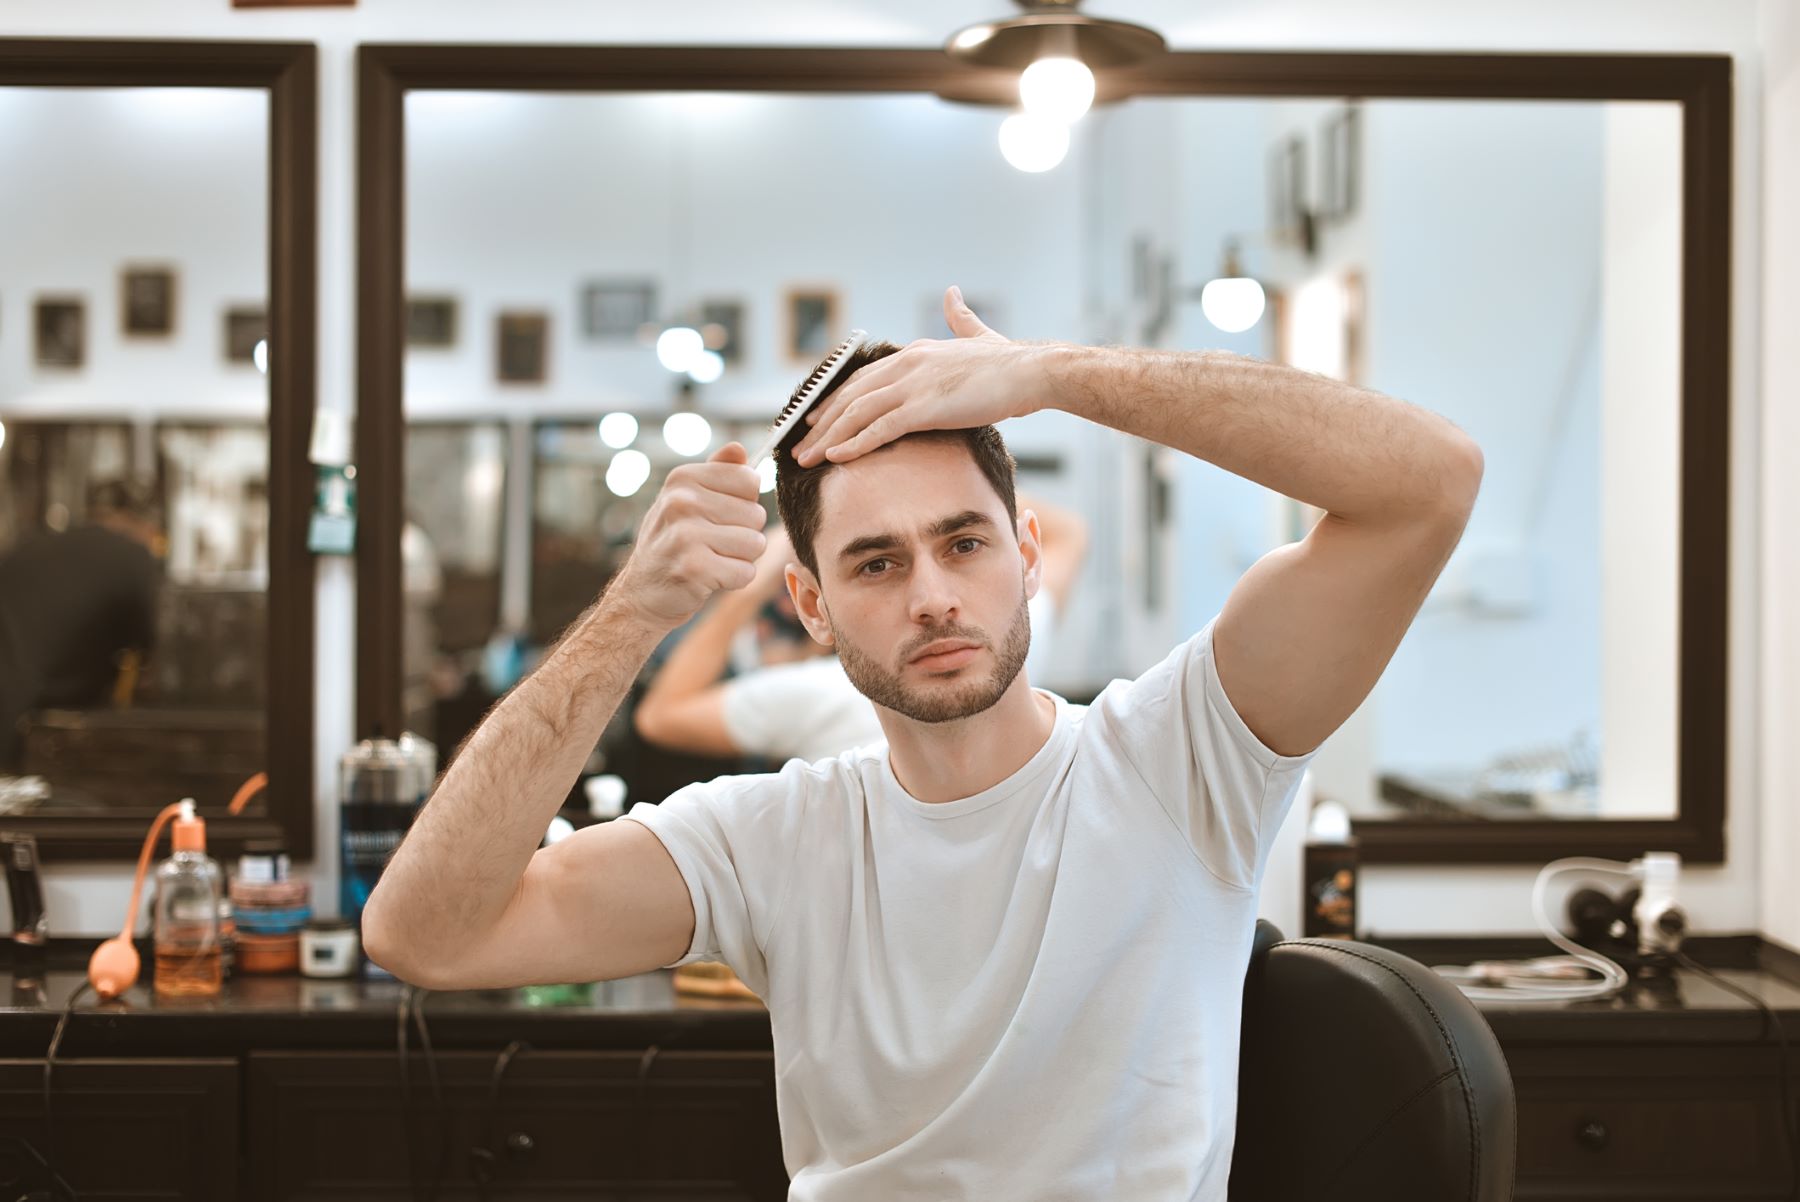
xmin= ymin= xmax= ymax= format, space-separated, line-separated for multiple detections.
xmin=363 ymin=287 xmax=1482 ymax=1199
xmin=0 ymin=482 xmax=162 ymax=769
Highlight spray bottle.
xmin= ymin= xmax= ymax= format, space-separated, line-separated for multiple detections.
xmin=152 ymin=799 xmax=224 ymax=997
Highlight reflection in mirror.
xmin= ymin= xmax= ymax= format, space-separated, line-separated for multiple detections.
xmin=401 ymin=89 xmax=1683 ymax=827
xmin=0 ymin=86 xmax=270 ymax=819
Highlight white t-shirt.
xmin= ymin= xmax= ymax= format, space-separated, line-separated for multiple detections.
xmin=618 ymin=616 xmax=1316 ymax=1201
xmin=720 ymin=590 xmax=1056 ymax=764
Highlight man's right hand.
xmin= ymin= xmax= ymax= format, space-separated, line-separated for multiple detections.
xmin=611 ymin=442 xmax=768 ymax=630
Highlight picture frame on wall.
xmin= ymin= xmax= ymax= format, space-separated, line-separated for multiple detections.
xmin=1320 ymin=105 xmax=1362 ymax=222
xmin=581 ymin=279 xmax=656 ymax=341
xmin=224 ymin=306 xmax=267 ymax=365
xmin=785 ymin=287 xmax=839 ymax=362
xmin=698 ymin=299 xmax=746 ymax=366
xmin=407 ymin=295 xmax=459 ymax=348
xmin=1268 ymin=134 xmax=1312 ymax=253
xmin=498 ymin=311 xmax=549 ymax=383
xmin=34 ymin=297 xmax=84 ymax=368
xmin=122 ymin=266 xmax=177 ymax=337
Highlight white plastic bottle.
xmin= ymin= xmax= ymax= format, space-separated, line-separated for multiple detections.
xmin=152 ymin=799 xmax=224 ymax=997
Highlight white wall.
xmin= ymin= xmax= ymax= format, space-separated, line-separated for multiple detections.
xmin=1758 ymin=0 xmax=1800 ymax=956
xmin=0 ymin=0 xmax=1778 ymax=943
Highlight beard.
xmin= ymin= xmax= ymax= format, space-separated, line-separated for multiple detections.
xmin=831 ymin=586 xmax=1033 ymax=724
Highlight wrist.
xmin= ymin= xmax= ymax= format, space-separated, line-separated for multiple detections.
xmin=1031 ymin=341 xmax=1100 ymax=420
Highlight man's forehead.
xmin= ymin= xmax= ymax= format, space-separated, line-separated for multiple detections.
xmin=813 ymin=439 xmax=1005 ymax=548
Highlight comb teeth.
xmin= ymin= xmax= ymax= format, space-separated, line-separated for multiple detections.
xmin=752 ymin=328 xmax=869 ymax=467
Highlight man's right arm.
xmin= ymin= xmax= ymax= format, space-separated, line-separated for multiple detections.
xmin=362 ymin=443 xmax=769 ymax=990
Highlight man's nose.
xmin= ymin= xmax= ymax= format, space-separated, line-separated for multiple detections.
xmin=907 ymin=555 xmax=961 ymax=627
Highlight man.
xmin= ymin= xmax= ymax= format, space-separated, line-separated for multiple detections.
xmin=363 ymin=287 xmax=1482 ymax=1200
xmin=0 ymin=483 xmax=162 ymax=768
xmin=632 ymin=493 xmax=1087 ymax=765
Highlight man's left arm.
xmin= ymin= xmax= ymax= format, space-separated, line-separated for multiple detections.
xmin=790 ymin=288 xmax=1481 ymax=761
xmin=1046 ymin=343 xmax=1482 ymax=758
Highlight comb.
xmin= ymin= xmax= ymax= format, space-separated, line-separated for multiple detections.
xmin=751 ymin=328 xmax=869 ymax=468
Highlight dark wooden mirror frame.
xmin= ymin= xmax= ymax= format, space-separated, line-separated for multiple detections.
xmin=356 ymin=45 xmax=1730 ymax=866
xmin=0 ymin=39 xmax=318 ymax=862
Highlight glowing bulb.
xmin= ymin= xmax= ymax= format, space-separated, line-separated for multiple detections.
xmin=655 ymin=326 xmax=704 ymax=373
xmin=687 ymin=349 xmax=725 ymax=384
xmin=662 ymin=412 xmax=712 ymax=457
xmin=756 ymin=455 xmax=777 ymax=493
xmin=998 ymin=112 xmax=1070 ymax=173
xmin=605 ymin=449 xmax=651 ymax=497
xmin=252 ymin=339 xmax=269 ymax=375
xmin=0 ymin=420 xmax=7 ymax=453
xmin=1019 ymin=56 xmax=1094 ymax=124
xmin=598 ymin=412 xmax=638 ymax=449
xmin=1200 ymin=277 xmax=1267 ymax=334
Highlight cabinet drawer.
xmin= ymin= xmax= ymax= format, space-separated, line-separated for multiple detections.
xmin=1508 ymin=1045 xmax=1794 ymax=1199
xmin=248 ymin=1048 xmax=787 ymax=1201
xmin=0 ymin=1057 xmax=240 ymax=1200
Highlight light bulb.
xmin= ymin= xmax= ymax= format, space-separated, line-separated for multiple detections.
xmin=598 ymin=412 xmax=638 ymax=449
xmin=756 ymin=455 xmax=777 ymax=494
xmin=1200 ymin=277 xmax=1266 ymax=334
xmin=687 ymin=349 xmax=725 ymax=384
xmin=0 ymin=420 xmax=7 ymax=453
xmin=605 ymin=449 xmax=651 ymax=497
xmin=252 ymin=339 xmax=269 ymax=375
xmin=998 ymin=111 xmax=1070 ymax=173
xmin=655 ymin=326 xmax=704 ymax=373
xmin=663 ymin=412 xmax=712 ymax=457
xmin=1019 ymin=56 xmax=1094 ymax=124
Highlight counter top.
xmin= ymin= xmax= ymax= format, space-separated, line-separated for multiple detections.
xmin=3 ymin=934 xmax=1797 ymax=1059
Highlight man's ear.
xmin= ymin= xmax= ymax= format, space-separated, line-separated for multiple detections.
xmin=786 ymin=564 xmax=836 ymax=647
xmin=1018 ymin=508 xmax=1045 ymax=602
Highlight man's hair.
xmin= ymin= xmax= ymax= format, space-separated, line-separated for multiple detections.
xmin=774 ymin=338 xmax=1018 ymax=580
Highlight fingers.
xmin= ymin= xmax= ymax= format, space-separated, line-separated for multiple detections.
xmin=824 ymin=409 xmax=906 ymax=464
xmin=798 ymin=384 xmax=905 ymax=467
xmin=668 ymin=455 xmax=761 ymax=503
xmin=944 ymin=285 xmax=994 ymax=339
xmin=709 ymin=441 xmax=749 ymax=465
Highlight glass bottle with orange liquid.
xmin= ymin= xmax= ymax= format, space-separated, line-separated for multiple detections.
xmin=152 ymin=799 xmax=223 ymax=996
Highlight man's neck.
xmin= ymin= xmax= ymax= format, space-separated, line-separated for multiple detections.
xmin=878 ymin=675 xmax=1056 ymax=803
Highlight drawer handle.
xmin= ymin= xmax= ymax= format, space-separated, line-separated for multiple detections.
xmin=506 ymin=1131 xmax=536 ymax=1157
xmin=1576 ymin=1119 xmax=1609 ymax=1151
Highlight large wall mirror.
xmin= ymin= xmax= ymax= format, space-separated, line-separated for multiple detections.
xmin=0 ymin=41 xmax=317 ymax=860
xmin=357 ymin=48 xmax=1728 ymax=865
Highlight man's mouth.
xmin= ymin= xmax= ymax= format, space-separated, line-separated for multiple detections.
xmin=909 ymin=640 xmax=982 ymax=669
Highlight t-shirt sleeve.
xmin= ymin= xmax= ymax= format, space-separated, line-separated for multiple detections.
xmin=718 ymin=660 xmax=822 ymax=761
xmin=1092 ymin=614 xmax=1318 ymax=892
xmin=612 ymin=760 xmax=810 ymax=994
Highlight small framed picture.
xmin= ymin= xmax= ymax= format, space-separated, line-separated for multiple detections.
xmin=698 ymin=298 xmax=746 ymax=366
xmin=1268 ymin=134 xmax=1311 ymax=252
xmin=34 ymin=297 xmax=85 ymax=368
xmin=224 ymin=306 xmax=267 ymax=364
xmin=581 ymin=280 xmax=656 ymax=341
xmin=122 ymin=266 xmax=177 ymax=337
xmin=785 ymin=288 xmax=839 ymax=362
xmin=1320 ymin=105 xmax=1361 ymax=222
xmin=407 ymin=295 xmax=459 ymax=348
xmin=498 ymin=311 xmax=549 ymax=383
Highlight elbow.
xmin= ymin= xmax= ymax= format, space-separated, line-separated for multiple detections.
xmin=633 ymin=699 xmax=670 ymax=748
xmin=1434 ymin=434 xmax=1484 ymax=526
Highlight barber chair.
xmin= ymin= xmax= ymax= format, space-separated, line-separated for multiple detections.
xmin=1229 ymin=920 xmax=1518 ymax=1201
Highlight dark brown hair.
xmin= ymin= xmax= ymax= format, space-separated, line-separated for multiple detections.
xmin=774 ymin=338 xmax=1018 ymax=580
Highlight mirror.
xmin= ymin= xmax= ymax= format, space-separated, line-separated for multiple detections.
xmin=0 ymin=44 xmax=318 ymax=861
xmin=360 ymin=49 xmax=1728 ymax=864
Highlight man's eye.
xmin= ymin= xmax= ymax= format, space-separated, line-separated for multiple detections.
xmin=953 ymin=538 xmax=982 ymax=554
xmin=859 ymin=558 xmax=893 ymax=577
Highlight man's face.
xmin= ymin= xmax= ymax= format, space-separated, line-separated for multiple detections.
xmin=796 ymin=438 xmax=1038 ymax=724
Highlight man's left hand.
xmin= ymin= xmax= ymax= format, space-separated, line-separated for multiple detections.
xmin=791 ymin=286 xmax=1058 ymax=467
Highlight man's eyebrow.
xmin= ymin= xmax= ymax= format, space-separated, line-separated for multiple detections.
xmin=835 ymin=510 xmax=997 ymax=564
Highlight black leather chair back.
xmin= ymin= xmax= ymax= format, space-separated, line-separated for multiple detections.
xmin=1229 ymin=920 xmax=1517 ymax=1201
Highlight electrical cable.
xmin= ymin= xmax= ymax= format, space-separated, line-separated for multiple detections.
xmin=39 ymin=980 xmax=91 ymax=1201
xmin=1431 ymin=857 xmax=1637 ymax=1003
xmin=1672 ymin=949 xmax=1799 ymax=1202
xmin=469 ymin=1039 xmax=531 ymax=1201
xmin=397 ymin=985 xmax=452 ymax=1202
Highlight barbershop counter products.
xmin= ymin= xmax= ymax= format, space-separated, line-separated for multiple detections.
xmin=340 ymin=733 xmax=432 ymax=977
xmin=1302 ymin=798 xmax=1359 ymax=939
xmin=153 ymin=800 xmax=224 ymax=997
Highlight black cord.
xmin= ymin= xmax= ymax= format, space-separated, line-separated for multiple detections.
xmin=1675 ymin=950 xmax=1798 ymax=1201
xmin=40 ymin=980 xmax=91 ymax=1202
xmin=396 ymin=985 xmax=452 ymax=1202
xmin=469 ymin=1039 xmax=531 ymax=1201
